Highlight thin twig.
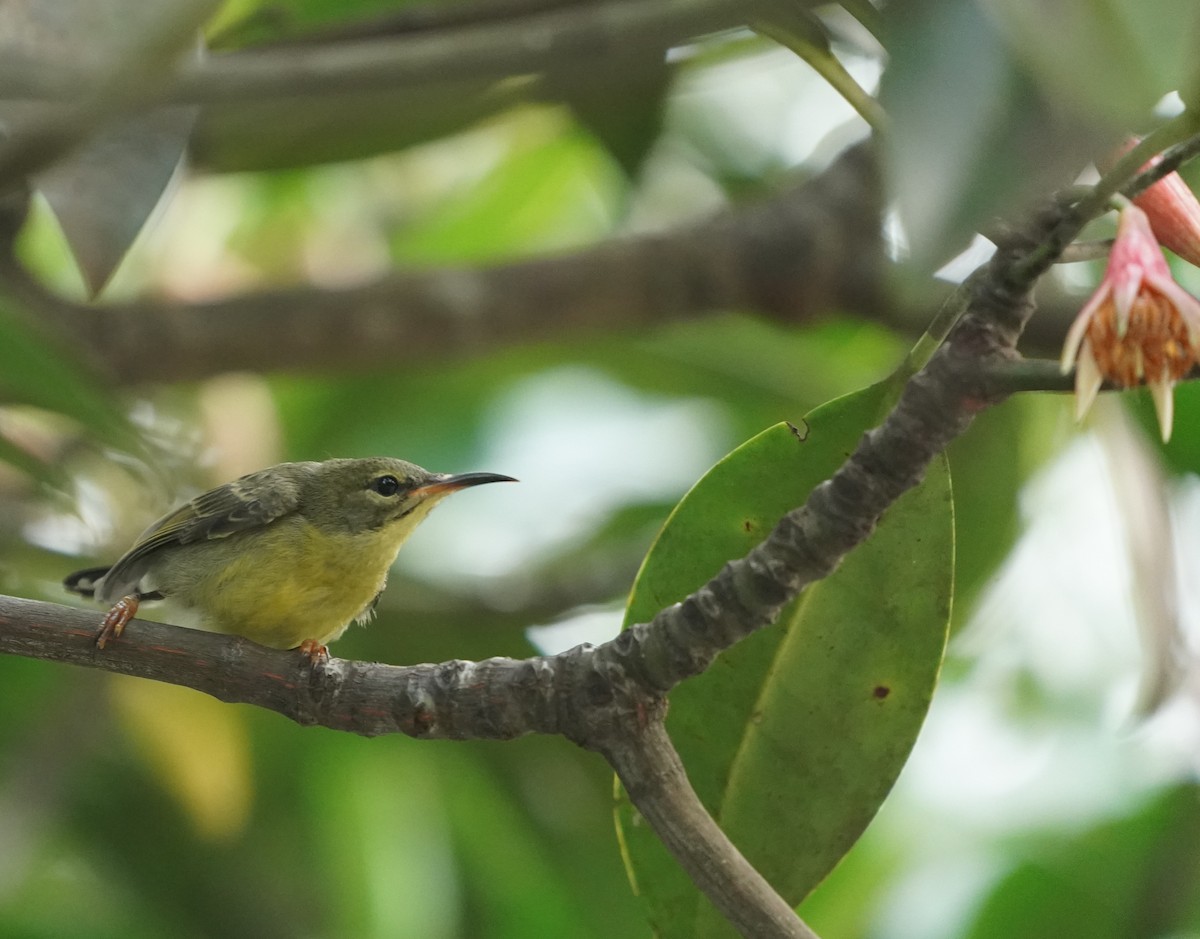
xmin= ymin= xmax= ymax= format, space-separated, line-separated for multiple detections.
xmin=1056 ymin=239 xmax=1113 ymax=263
xmin=982 ymin=358 xmax=1200 ymax=396
xmin=606 ymin=720 xmax=820 ymax=939
xmin=753 ymin=15 xmax=886 ymax=132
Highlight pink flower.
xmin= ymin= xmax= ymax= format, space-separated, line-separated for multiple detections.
xmin=1112 ymin=137 xmax=1200 ymax=267
xmin=1061 ymin=204 xmax=1200 ymax=442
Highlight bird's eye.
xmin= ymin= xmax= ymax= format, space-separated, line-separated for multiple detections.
xmin=370 ymin=474 xmax=401 ymax=497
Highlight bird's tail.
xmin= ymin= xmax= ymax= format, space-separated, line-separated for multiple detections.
xmin=64 ymin=566 xmax=111 ymax=599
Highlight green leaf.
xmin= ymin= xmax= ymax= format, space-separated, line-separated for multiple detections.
xmin=964 ymin=784 xmax=1200 ymax=939
xmin=946 ymin=394 xmax=1063 ymax=629
xmin=881 ymin=0 xmax=1108 ymax=268
xmin=615 ymin=383 xmax=953 ymax=938
xmin=0 ymin=297 xmax=132 ymax=449
xmin=550 ymin=52 xmax=671 ymax=179
xmin=979 ymin=0 xmax=1200 ymax=126
xmin=207 ymin=0 xmax=410 ymax=49
xmin=38 ymin=108 xmax=194 ymax=295
xmin=192 ymin=80 xmax=514 ymax=173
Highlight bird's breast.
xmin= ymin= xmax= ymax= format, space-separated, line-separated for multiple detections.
xmin=161 ymin=517 xmax=413 ymax=649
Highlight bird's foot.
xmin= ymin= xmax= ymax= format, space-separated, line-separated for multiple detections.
xmin=96 ymin=595 xmax=139 ymax=649
xmin=298 ymin=639 xmax=329 ymax=665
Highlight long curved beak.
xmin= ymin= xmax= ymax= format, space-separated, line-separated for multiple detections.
xmin=412 ymin=471 xmax=517 ymax=497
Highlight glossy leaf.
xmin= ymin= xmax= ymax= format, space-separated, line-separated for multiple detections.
xmin=616 ymin=383 xmax=953 ymax=937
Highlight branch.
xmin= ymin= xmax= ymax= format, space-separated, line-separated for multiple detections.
xmin=8 ymin=143 xmax=882 ymax=385
xmin=598 ymin=132 xmax=1200 ymax=690
xmin=216 ymin=0 xmax=594 ymax=46
xmin=605 ymin=720 xmax=819 ymax=939
xmin=0 ymin=596 xmax=562 ymax=738
xmin=0 ymin=595 xmax=817 ymax=939
xmin=3 ymin=0 xmax=752 ymax=105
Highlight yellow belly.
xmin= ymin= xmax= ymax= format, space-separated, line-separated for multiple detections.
xmin=157 ymin=518 xmax=411 ymax=649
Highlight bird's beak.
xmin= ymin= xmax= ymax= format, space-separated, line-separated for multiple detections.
xmin=411 ymin=472 xmax=517 ymax=497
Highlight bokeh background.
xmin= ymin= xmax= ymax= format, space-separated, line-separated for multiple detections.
xmin=4 ymin=1 xmax=1200 ymax=937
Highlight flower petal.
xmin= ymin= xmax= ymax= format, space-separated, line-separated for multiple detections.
xmin=1113 ymin=205 xmax=1173 ymax=280
xmin=1061 ymin=287 xmax=1107 ymax=373
xmin=1112 ymin=265 xmax=1143 ymax=338
xmin=1148 ymin=374 xmax=1176 ymax=442
xmin=1136 ymin=171 xmax=1200 ymax=268
xmin=1074 ymin=341 xmax=1103 ymax=421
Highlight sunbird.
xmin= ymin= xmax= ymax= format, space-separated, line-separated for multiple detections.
xmin=65 ymin=457 xmax=515 ymax=660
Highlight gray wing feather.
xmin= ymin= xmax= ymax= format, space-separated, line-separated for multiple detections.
xmin=96 ymin=463 xmax=312 ymax=602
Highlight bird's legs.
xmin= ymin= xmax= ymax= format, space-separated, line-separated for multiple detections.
xmin=95 ymin=595 xmax=139 ymax=649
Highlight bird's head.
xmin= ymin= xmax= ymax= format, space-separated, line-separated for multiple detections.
xmin=307 ymin=457 xmax=515 ymax=536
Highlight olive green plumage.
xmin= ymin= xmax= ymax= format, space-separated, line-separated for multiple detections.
xmin=65 ymin=458 xmax=514 ymax=652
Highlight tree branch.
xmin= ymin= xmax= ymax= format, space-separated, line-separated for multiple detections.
xmin=8 ymin=143 xmax=883 ymax=385
xmin=2 ymin=0 xmax=752 ymax=105
xmin=605 ymin=720 xmax=819 ymax=939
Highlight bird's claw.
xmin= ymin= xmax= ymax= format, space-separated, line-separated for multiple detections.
xmin=95 ymin=595 xmax=139 ymax=649
xmin=298 ymin=639 xmax=329 ymax=665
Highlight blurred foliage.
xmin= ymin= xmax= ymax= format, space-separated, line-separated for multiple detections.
xmin=2 ymin=1 xmax=1200 ymax=938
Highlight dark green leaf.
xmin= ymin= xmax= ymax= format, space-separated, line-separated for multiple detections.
xmin=616 ymin=383 xmax=953 ymax=937
xmin=192 ymin=81 xmax=514 ymax=173
xmin=550 ymin=52 xmax=672 ymax=179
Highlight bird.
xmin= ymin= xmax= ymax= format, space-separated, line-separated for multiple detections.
xmin=64 ymin=457 xmax=515 ymax=660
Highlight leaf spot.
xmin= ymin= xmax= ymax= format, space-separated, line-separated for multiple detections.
xmin=872 ymin=685 xmax=890 ymax=700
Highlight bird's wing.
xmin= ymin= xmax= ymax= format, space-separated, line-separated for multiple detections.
xmin=98 ymin=465 xmax=309 ymax=600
